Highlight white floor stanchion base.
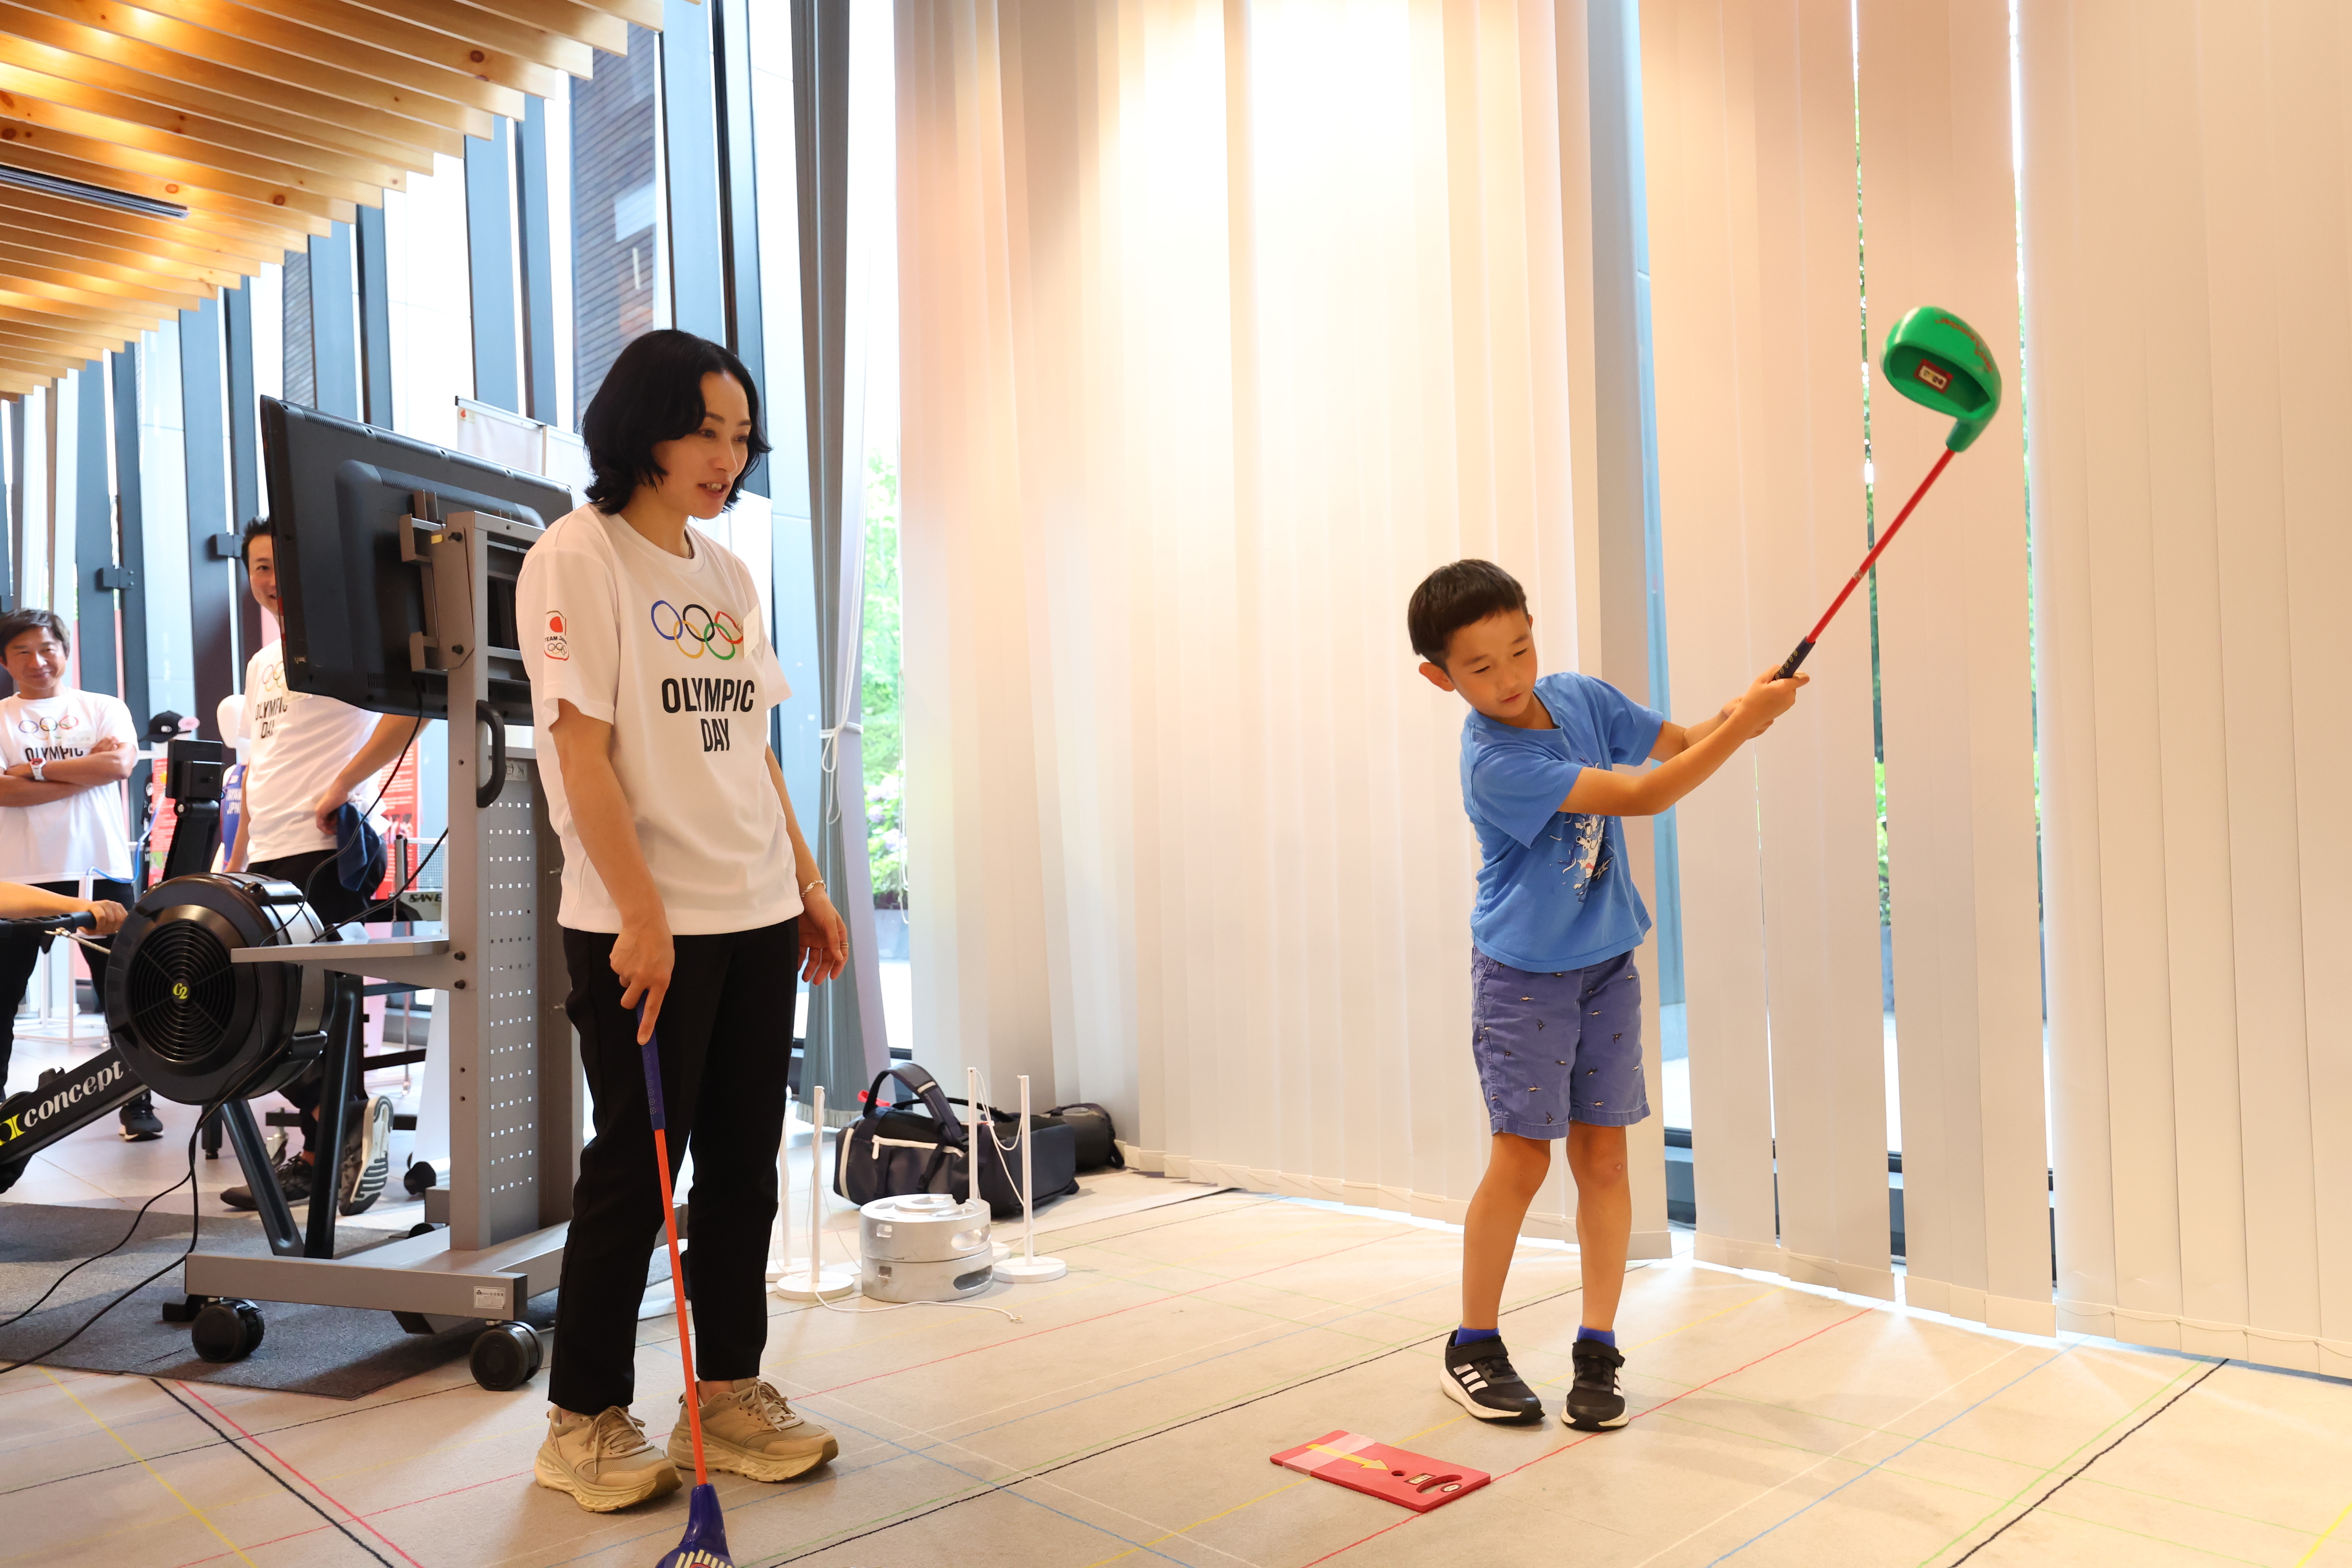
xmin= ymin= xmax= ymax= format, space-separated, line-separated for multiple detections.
xmin=994 ymin=1256 xmax=1067 ymax=1283
xmin=773 ymin=1268 xmax=858 ymax=1302
xmin=991 ymin=1240 xmax=1012 ymax=1261
xmin=765 ymin=1255 xmax=826 ymax=1284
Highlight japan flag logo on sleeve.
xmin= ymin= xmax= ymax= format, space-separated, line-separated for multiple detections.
xmin=544 ymin=611 xmax=570 ymax=662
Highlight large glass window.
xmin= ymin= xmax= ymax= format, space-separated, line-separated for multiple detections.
xmin=571 ymin=24 xmax=669 ymax=412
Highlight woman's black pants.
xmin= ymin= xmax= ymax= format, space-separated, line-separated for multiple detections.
xmin=548 ymin=918 xmax=797 ymax=1416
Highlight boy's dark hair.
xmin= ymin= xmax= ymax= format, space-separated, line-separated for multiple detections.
xmin=1407 ymin=559 xmax=1530 ymax=666
xmin=0 ymin=607 xmax=69 ymax=659
xmin=241 ymin=515 xmax=272 ymax=566
xmin=580 ymin=329 xmax=771 ymax=514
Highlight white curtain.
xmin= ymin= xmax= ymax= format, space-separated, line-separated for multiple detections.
xmin=1641 ymin=0 xmax=2050 ymax=1328
xmin=896 ymin=0 xmax=1673 ymax=1244
xmin=2026 ymin=0 xmax=2352 ymax=1376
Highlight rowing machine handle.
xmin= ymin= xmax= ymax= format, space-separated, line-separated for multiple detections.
xmin=1773 ymin=640 xmax=1815 ymax=682
xmin=0 ymin=911 xmax=95 ymax=933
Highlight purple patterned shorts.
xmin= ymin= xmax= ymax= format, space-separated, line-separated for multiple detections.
xmin=1471 ymin=948 xmax=1648 ymax=1136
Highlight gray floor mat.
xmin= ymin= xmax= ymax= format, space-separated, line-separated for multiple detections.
xmin=0 ymin=1201 xmax=543 ymax=1398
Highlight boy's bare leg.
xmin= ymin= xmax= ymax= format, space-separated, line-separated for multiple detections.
xmin=1460 ymin=1132 xmax=1554 ymax=1329
xmin=1568 ymin=1123 xmax=1632 ymax=1331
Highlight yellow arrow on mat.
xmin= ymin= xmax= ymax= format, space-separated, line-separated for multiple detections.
xmin=1305 ymin=1443 xmax=1390 ymax=1471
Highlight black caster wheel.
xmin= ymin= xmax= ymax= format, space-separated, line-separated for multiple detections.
xmin=470 ymin=1320 xmax=542 ymax=1391
xmin=191 ymin=1298 xmax=265 ymax=1363
xmin=407 ymin=1221 xmax=439 ymax=1239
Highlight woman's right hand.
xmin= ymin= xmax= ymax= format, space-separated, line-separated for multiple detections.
xmin=80 ymin=900 xmax=127 ymax=936
xmin=611 ymin=912 xmax=675 ymax=1042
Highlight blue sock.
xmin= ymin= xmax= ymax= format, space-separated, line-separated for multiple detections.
xmin=1453 ymin=1326 xmax=1501 ymax=1347
xmin=1577 ymin=1326 xmax=1617 ymax=1349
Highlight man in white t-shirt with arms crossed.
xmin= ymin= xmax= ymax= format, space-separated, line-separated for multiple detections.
xmin=220 ymin=518 xmax=408 ymax=1216
xmin=0 ymin=608 xmax=149 ymax=1136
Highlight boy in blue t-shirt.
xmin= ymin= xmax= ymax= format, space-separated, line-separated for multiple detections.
xmin=1408 ymin=559 xmax=1804 ymax=1430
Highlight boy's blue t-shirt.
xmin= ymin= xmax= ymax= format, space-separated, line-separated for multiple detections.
xmin=1460 ymin=671 xmax=1666 ymax=973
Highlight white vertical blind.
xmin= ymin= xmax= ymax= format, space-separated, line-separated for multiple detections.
xmin=1857 ymin=0 xmax=2051 ymax=1335
xmin=2025 ymin=0 xmax=2352 ymax=1376
xmin=897 ymin=0 xmax=1672 ymax=1244
xmin=1642 ymin=0 xmax=2046 ymax=1323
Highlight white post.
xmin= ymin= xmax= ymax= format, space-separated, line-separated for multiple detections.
xmin=995 ymin=1073 xmax=1067 ymax=1282
xmin=773 ymin=1080 xmax=854 ymax=1301
xmin=965 ymin=1066 xmax=980 ymax=1208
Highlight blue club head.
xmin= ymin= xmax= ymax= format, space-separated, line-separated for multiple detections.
xmin=652 ymin=1483 xmax=733 ymax=1567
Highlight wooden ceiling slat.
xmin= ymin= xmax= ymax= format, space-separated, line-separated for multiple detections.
xmin=0 ymin=290 xmax=163 ymax=342
xmin=209 ymin=0 xmax=568 ymax=102
xmin=0 ymin=313 xmax=134 ymax=356
xmin=315 ymin=0 xmax=595 ymax=78
xmin=0 ymin=83 xmax=395 ymax=209
xmin=0 ymin=185 xmax=286 ymax=269
xmin=0 ymin=249 xmax=212 ymax=310
xmin=595 ymin=0 xmax=661 ymax=30
xmin=454 ymin=0 xmax=627 ymax=58
xmin=0 ymin=266 xmax=201 ymax=319
xmin=0 ymin=53 xmax=419 ymax=190
xmin=0 ymin=139 xmax=345 ymax=236
xmin=0 ymin=4 xmax=461 ymax=165
xmin=5 ymin=0 xmax=499 ymax=145
xmin=90 ymin=0 xmax=533 ymax=122
xmin=0 ymin=232 xmax=235 ymax=292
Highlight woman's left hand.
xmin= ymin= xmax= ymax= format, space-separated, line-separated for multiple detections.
xmin=799 ymin=887 xmax=848 ymax=985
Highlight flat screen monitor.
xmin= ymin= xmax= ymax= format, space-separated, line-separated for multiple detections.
xmin=261 ymin=398 xmax=574 ymax=719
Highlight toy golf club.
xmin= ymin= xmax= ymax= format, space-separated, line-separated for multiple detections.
xmin=1772 ymin=306 xmax=2004 ymax=680
xmin=641 ymin=1014 xmax=736 ymax=1568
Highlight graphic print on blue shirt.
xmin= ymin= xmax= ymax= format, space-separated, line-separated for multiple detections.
xmin=1459 ymin=672 xmax=1666 ymax=974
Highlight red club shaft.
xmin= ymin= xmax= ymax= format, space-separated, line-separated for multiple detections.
xmin=1774 ymin=446 xmax=1957 ymax=679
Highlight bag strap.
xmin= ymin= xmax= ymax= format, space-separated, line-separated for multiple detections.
xmin=867 ymin=1061 xmax=967 ymax=1144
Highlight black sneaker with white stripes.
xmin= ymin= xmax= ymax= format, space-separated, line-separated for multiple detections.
xmin=1438 ymin=1333 xmax=1543 ymax=1423
xmin=1566 ymin=1337 xmax=1628 ymax=1430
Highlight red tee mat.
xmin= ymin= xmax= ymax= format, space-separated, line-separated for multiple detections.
xmin=1269 ymin=1431 xmax=1490 ymax=1513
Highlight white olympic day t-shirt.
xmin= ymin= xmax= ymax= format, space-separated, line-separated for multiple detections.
xmin=0 ymin=689 xmax=135 ymax=883
xmin=241 ymin=641 xmax=383 ymax=862
xmin=515 ymin=504 xmax=802 ymax=935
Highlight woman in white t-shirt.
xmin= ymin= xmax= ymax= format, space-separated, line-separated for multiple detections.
xmin=0 ymin=608 xmax=142 ymax=1125
xmin=518 ymin=330 xmax=848 ymax=1513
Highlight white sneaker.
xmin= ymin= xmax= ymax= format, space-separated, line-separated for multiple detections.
xmin=671 ymin=1378 xmax=839 ymax=1482
xmin=535 ymin=1406 xmax=682 ymax=1512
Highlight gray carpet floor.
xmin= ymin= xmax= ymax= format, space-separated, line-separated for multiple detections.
xmin=0 ymin=1200 xmax=543 ymax=1397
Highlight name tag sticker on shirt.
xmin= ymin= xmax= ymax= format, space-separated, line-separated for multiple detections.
xmin=543 ymin=610 xmax=570 ymax=662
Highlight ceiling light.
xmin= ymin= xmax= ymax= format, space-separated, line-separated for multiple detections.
xmin=0 ymin=164 xmax=188 ymax=221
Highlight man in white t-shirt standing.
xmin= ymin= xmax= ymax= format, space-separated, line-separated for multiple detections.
xmin=220 ymin=518 xmax=407 ymax=1217
xmin=0 ymin=609 xmax=149 ymax=1134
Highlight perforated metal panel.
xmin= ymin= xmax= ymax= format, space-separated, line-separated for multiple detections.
xmin=481 ymin=755 xmax=541 ymax=1241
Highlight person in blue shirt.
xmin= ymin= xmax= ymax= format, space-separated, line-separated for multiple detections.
xmin=1408 ymin=559 xmax=1804 ymax=1432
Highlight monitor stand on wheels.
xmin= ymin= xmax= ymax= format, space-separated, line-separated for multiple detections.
xmin=180 ymin=510 xmax=588 ymax=1392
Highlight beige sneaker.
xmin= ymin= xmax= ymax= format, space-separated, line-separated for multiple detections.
xmin=535 ymin=1406 xmax=683 ymax=1512
xmin=671 ymin=1378 xmax=839 ymax=1482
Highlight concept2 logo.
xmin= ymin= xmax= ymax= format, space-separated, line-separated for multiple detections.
xmin=650 ymin=601 xmax=744 ymax=661
xmin=0 ymin=1058 xmax=127 ymax=1147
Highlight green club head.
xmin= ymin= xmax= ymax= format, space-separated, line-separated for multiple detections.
xmin=1882 ymin=305 xmax=2003 ymax=452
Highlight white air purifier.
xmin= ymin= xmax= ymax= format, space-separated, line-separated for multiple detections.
xmin=858 ymin=1193 xmax=994 ymax=1303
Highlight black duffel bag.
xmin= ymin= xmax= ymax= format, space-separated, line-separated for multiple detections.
xmin=1044 ymin=1102 xmax=1123 ymax=1172
xmin=833 ymin=1062 xmax=1078 ymax=1220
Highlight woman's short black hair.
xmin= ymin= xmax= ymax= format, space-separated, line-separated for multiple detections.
xmin=1407 ymin=559 xmax=1530 ymax=667
xmin=0 ymin=607 xmax=69 ymax=659
xmin=580 ymin=329 xmax=771 ymax=514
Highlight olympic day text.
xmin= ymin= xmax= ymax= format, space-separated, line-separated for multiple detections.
xmin=661 ymin=675 xmax=758 ymax=753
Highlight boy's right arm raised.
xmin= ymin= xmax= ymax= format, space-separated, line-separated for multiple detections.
xmin=1559 ymin=668 xmax=1806 ymax=818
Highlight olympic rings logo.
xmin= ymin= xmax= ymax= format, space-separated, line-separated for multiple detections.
xmin=649 ymin=600 xmax=744 ymax=661
xmin=15 ymin=714 xmax=82 ymax=735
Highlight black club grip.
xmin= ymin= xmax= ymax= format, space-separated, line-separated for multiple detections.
xmin=1773 ymin=640 xmax=1815 ymax=682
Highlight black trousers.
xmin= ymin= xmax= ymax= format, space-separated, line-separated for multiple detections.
xmin=0 ymin=878 xmax=133 ymax=1098
xmin=252 ymin=849 xmax=380 ymax=1152
xmin=548 ymin=919 xmax=797 ymax=1416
